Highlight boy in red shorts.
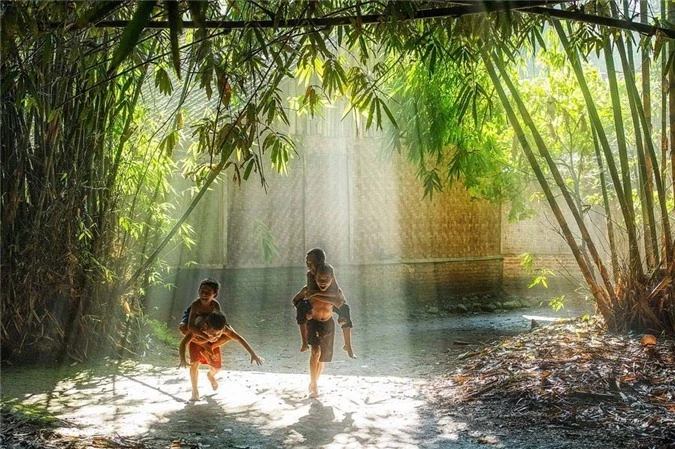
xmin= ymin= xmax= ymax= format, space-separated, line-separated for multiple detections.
xmin=179 ymin=311 xmax=264 ymax=401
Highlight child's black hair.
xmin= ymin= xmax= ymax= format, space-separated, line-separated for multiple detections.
xmin=306 ymin=248 xmax=326 ymax=264
xmin=206 ymin=311 xmax=228 ymax=330
xmin=316 ymin=263 xmax=334 ymax=276
xmin=199 ymin=278 xmax=220 ymax=293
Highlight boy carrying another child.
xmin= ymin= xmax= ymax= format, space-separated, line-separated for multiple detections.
xmin=292 ymin=248 xmax=356 ymax=359
xmin=301 ymin=263 xmax=350 ymax=398
xmin=178 ymin=278 xmax=264 ymax=401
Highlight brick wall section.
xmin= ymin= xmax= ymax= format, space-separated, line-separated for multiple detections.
xmin=500 ymin=199 xmax=610 ymax=298
xmin=503 ymin=254 xmax=585 ymax=297
xmin=220 ymin=261 xmax=502 ymax=305
xmin=226 ymin=163 xmax=305 ymax=267
xmin=220 ymin=110 xmax=504 ymax=295
xmin=162 ymin=167 xmax=228 ymax=268
xmin=303 ymin=137 xmax=351 ymax=264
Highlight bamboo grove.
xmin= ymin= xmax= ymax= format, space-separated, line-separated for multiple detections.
xmin=1 ymin=1 xmax=674 ymax=363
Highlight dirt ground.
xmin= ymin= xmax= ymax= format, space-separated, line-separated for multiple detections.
xmin=4 ymin=300 xmax=665 ymax=449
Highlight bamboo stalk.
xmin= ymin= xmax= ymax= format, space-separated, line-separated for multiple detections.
xmin=669 ymin=0 xmax=675 ymax=224
xmin=492 ymin=50 xmax=620 ymax=308
xmin=661 ymin=0 xmax=669 ymax=213
xmin=554 ymin=20 xmax=644 ymax=279
xmin=592 ymin=125 xmax=620 ymax=281
xmin=617 ymin=37 xmax=674 ymax=265
xmin=483 ymin=51 xmax=614 ymax=325
xmin=614 ymin=34 xmax=659 ymax=267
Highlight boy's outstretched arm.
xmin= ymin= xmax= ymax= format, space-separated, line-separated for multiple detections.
xmin=216 ymin=328 xmax=265 ymax=365
xmin=179 ymin=333 xmax=193 ymax=368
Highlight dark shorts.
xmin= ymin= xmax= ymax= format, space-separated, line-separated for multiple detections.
xmin=295 ymin=299 xmax=312 ymax=325
xmin=335 ymin=303 xmax=353 ymax=329
xmin=307 ymin=318 xmax=335 ymax=363
xmin=180 ymin=306 xmax=191 ymax=325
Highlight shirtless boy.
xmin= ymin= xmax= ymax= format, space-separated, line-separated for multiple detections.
xmin=178 ymin=278 xmax=222 ymax=340
xmin=305 ymin=263 xmax=348 ymax=398
xmin=292 ymin=248 xmax=356 ymax=359
xmin=179 ymin=310 xmax=264 ymax=401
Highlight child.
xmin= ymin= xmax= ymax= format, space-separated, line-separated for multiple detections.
xmin=304 ymin=263 xmax=348 ymax=397
xmin=291 ymin=248 xmax=356 ymax=359
xmin=179 ymin=310 xmax=264 ymax=401
xmin=178 ymin=278 xmax=222 ymax=341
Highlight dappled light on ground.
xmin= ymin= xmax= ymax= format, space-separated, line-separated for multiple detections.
xmin=7 ymin=365 xmax=470 ymax=448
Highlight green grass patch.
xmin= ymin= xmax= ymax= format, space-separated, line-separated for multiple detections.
xmin=1 ymin=399 xmax=60 ymax=428
xmin=144 ymin=317 xmax=181 ymax=347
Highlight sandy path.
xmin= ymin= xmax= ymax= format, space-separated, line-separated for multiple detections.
xmin=2 ymin=306 xmax=591 ymax=448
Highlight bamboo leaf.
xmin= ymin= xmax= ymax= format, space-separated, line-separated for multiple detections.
xmin=187 ymin=1 xmax=206 ymax=29
xmin=666 ymin=49 xmax=675 ymax=77
xmin=380 ymin=100 xmax=398 ymax=129
xmin=175 ymin=110 xmax=183 ymax=130
xmin=243 ymin=158 xmax=255 ymax=180
xmin=654 ymin=33 xmax=665 ymax=60
xmin=366 ymin=95 xmax=376 ymax=129
xmin=375 ymin=97 xmax=382 ymax=129
xmin=154 ymin=67 xmax=173 ymax=95
xmin=76 ymin=1 xmax=123 ymax=28
xmin=165 ymin=0 xmax=183 ymax=79
xmin=108 ymin=1 xmax=155 ymax=76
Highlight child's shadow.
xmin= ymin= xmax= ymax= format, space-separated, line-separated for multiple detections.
xmin=145 ymin=395 xmax=266 ymax=447
xmin=292 ymin=401 xmax=354 ymax=446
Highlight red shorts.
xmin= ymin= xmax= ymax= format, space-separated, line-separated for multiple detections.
xmin=189 ymin=342 xmax=222 ymax=369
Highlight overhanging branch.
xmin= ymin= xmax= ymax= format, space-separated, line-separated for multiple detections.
xmin=42 ymin=1 xmax=675 ymax=40
xmin=526 ymin=6 xmax=675 ymax=39
xmin=44 ymin=1 xmax=564 ymax=30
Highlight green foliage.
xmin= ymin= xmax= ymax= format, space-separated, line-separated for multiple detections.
xmin=548 ymin=295 xmax=566 ymax=312
xmin=108 ymin=1 xmax=156 ymax=76
xmin=519 ymin=253 xmax=555 ymax=290
xmin=253 ymin=220 xmax=280 ymax=264
xmin=154 ymin=67 xmax=174 ymax=95
xmin=4 ymin=0 xmax=674 ymax=363
xmin=165 ymin=0 xmax=183 ymax=79
xmin=144 ymin=317 xmax=181 ymax=347
xmin=1 ymin=400 xmax=60 ymax=428
xmin=0 ymin=4 xmax=201 ymax=362
xmin=385 ymin=51 xmax=526 ymax=206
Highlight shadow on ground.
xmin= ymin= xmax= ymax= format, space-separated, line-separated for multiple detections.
xmin=3 ymin=298 xmax=602 ymax=448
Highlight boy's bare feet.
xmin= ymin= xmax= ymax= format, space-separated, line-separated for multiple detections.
xmin=344 ymin=345 xmax=357 ymax=359
xmin=308 ymin=383 xmax=319 ymax=398
xmin=300 ymin=343 xmax=309 ymax=352
xmin=189 ymin=395 xmax=200 ymax=402
xmin=207 ymin=372 xmax=219 ymax=391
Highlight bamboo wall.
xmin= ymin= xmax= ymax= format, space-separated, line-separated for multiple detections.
xmin=159 ymin=84 xmax=585 ymax=315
